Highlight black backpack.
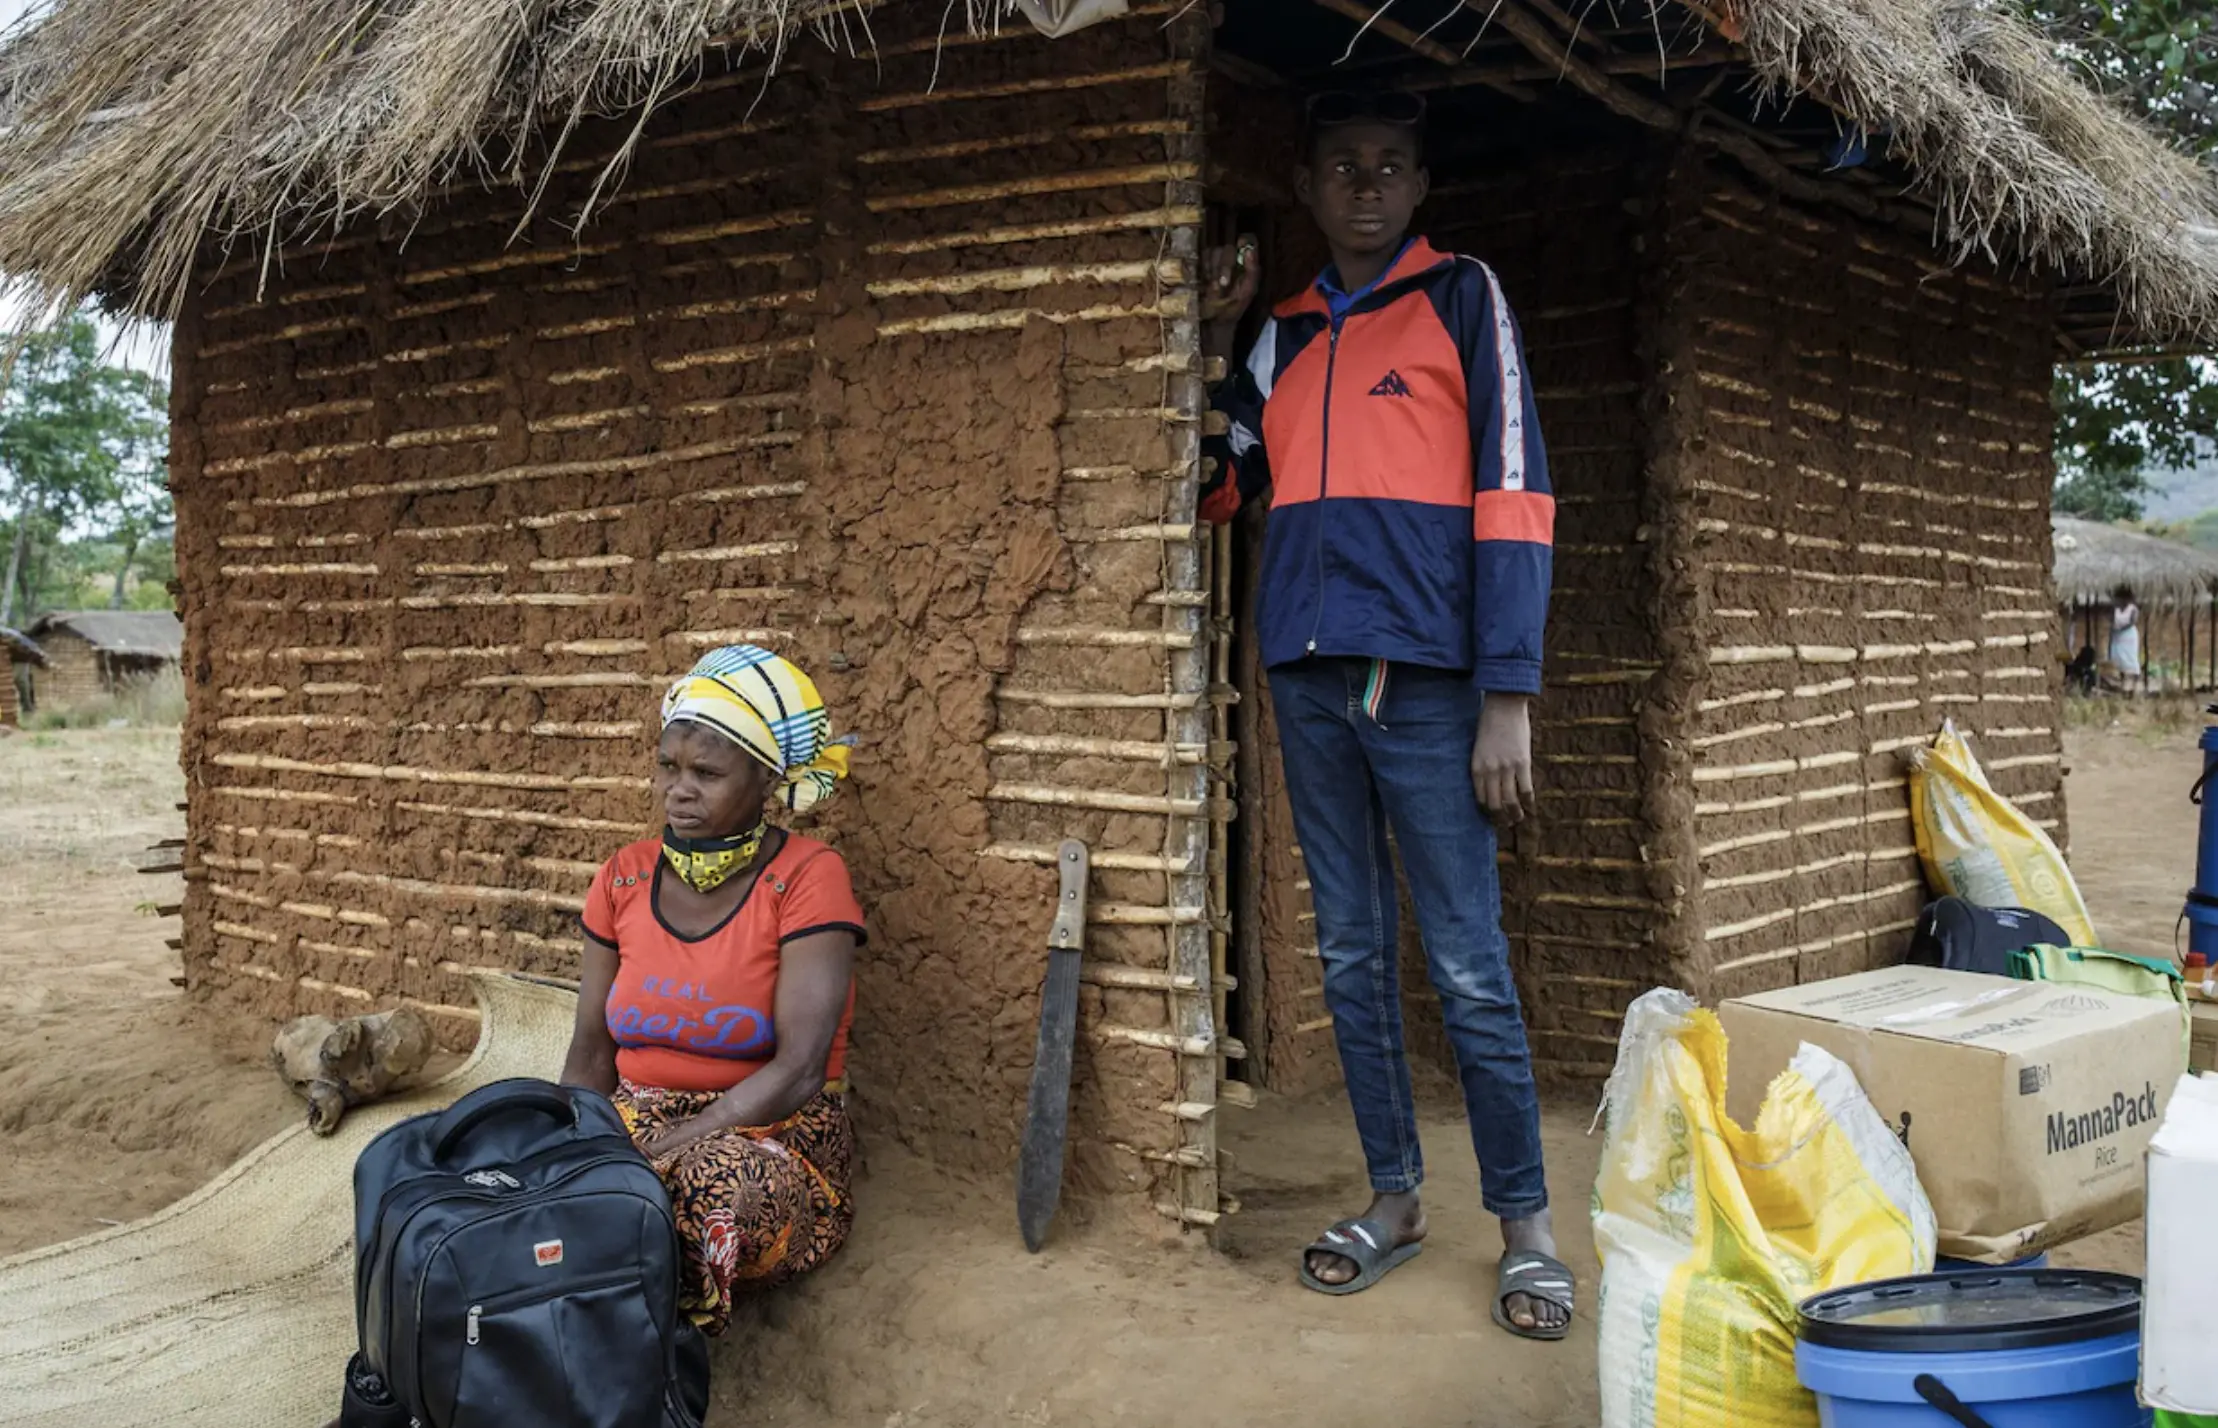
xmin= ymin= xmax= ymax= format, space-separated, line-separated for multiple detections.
xmin=341 ymin=1078 xmax=710 ymax=1428
xmin=1906 ymin=895 xmax=2071 ymax=977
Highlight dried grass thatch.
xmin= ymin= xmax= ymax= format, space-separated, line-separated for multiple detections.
xmin=0 ymin=625 xmax=48 ymax=667
xmin=2052 ymin=516 xmax=2218 ymax=608
xmin=0 ymin=0 xmax=2213 ymax=347
xmin=0 ymin=0 xmax=1008 ymax=333
xmin=1728 ymin=0 xmax=2218 ymax=347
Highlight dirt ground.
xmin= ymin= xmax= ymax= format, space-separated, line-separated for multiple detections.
xmin=0 ymin=718 xmax=2190 ymax=1425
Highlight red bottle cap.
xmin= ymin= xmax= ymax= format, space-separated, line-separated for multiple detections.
xmin=2188 ymin=953 xmax=2209 ymax=969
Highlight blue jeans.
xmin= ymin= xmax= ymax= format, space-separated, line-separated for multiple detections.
xmin=1269 ymin=657 xmax=1549 ymax=1219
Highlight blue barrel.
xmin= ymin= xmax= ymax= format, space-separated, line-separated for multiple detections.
xmin=2187 ymin=718 xmax=2218 ymax=961
xmin=1797 ymin=1270 xmax=2146 ymax=1427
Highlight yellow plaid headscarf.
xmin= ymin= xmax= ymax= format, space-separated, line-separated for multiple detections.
xmin=660 ymin=646 xmax=852 ymax=813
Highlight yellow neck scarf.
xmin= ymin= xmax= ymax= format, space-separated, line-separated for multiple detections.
xmin=661 ymin=821 xmax=768 ymax=894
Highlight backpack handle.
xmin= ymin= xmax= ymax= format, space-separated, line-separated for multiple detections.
xmin=430 ymin=1081 xmax=580 ymax=1162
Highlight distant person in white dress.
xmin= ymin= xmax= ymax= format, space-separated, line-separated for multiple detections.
xmin=2110 ymin=586 xmax=2142 ymax=693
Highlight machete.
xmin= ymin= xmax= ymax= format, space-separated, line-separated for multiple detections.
xmin=1017 ymin=838 xmax=1089 ymax=1252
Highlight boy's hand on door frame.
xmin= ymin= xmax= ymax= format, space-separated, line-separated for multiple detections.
xmin=1473 ymin=693 xmax=1535 ymax=828
xmin=1202 ymin=234 xmax=1261 ymax=363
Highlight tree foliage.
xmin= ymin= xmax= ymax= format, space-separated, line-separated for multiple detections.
xmin=2037 ymin=2 xmax=2218 ymax=147
xmin=2030 ymin=1 xmax=2218 ymax=522
xmin=0 ymin=316 xmax=168 ymax=625
xmin=2050 ymin=359 xmax=2218 ymax=519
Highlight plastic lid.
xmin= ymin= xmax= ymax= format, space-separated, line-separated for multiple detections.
xmin=1797 ymin=1270 xmax=2141 ymax=1354
xmin=2189 ymin=953 xmax=2209 ymax=969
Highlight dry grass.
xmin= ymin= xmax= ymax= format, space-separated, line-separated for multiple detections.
xmin=0 ymin=723 xmax=180 ymax=881
xmin=1733 ymin=0 xmax=2218 ymax=343
xmin=2054 ymin=516 xmax=2218 ymax=607
xmin=24 ymin=665 xmax=186 ymax=731
xmin=0 ymin=0 xmax=1004 ymax=336
xmin=2061 ymin=688 xmax=2209 ymax=741
xmin=0 ymin=1 xmax=2211 ymax=343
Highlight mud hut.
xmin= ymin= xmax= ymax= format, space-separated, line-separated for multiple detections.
xmin=22 ymin=610 xmax=183 ymax=710
xmin=2053 ymin=517 xmax=2218 ymax=687
xmin=0 ymin=0 xmax=2213 ymax=1230
xmin=0 ymin=626 xmax=46 ymax=727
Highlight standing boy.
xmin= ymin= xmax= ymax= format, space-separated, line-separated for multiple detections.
xmin=1198 ymin=90 xmax=1570 ymax=1339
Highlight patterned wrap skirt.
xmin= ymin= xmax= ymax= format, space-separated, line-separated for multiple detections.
xmin=611 ymin=1079 xmax=855 ymax=1337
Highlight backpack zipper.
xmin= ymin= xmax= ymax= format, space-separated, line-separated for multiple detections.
xmin=363 ymin=1133 xmax=638 ymax=1303
xmin=464 ymin=1268 xmax=642 ymax=1346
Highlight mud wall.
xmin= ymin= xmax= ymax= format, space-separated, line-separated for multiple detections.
xmin=1431 ymin=149 xmax=1671 ymax=1080
xmin=1660 ymin=149 xmax=2063 ymax=999
xmin=170 ymin=5 xmax=1229 ymax=1228
xmin=31 ymin=631 xmax=106 ymax=708
xmin=1 ymin=646 xmax=15 ymax=725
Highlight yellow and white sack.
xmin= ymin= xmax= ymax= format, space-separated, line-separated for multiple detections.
xmin=1594 ymin=989 xmax=1935 ymax=1428
xmin=1907 ymin=719 xmax=2096 ymax=945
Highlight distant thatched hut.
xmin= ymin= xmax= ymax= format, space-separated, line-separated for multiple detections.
xmin=2053 ymin=517 xmax=2218 ymax=686
xmin=23 ymin=610 xmax=183 ymax=710
xmin=0 ymin=627 xmax=46 ymax=727
xmin=0 ymin=0 xmax=2213 ymax=1229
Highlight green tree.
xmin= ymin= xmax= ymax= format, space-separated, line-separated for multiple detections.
xmin=0 ymin=316 xmax=168 ymax=625
xmin=2030 ymin=1 xmax=2218 ymax=521
xmin=2038 ymin=2 xmax=2216 ymax=146
xmin=2050 ymin=359 xmax=2218 ymax=519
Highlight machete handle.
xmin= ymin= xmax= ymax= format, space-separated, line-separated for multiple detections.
xmin=1049 ymin=839 xmax=1089 ymax=951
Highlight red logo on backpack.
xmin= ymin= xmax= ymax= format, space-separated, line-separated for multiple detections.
xmin=534 ymin=1239 xmax=564 ymax=1267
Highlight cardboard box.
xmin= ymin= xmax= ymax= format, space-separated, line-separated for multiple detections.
xmin=2141 ymin=1073 xmax=2218 ymax=1414
xmin=1720 ymin=967 xmax=2185 ymax=1260
xmin=2194 ymin=1002 xmax=2218 ymax=1074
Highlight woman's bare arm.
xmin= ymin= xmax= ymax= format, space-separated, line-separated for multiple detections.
xmin=558 ymin=932 xmax=621 ymax=1096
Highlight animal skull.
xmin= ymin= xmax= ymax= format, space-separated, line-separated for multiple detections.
xmin=269 ymin=1007 xmax=435 ymax=1135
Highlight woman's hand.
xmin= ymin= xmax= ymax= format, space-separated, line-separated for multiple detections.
xmin=1202 ymin=234 xmax=1261 ymax=365
xmin=639 ymin=1117 xmax=715 ymax=1163
xmin=1472 ymin=693 xmax=1536 ymax=828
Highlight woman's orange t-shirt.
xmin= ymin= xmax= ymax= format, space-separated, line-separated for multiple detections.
xmin=581 ymin=834 xmax=866 ymax=1094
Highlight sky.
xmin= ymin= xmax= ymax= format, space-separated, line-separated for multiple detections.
xmin=0 ymin=0 xmax=171 ymax=377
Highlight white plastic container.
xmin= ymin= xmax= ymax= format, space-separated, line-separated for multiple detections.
xmin=2141 ymin=1071 xmax=2218 ymax=1414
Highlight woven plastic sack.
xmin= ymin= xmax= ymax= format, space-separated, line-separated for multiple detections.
xmin=1593 ymin=989 xmax=1936 ymax=1428
xmin=1907 ymin=720 xmax=2095 ymax=946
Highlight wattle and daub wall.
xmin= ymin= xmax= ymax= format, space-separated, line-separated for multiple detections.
xmin=29 ymin=631 xmax=114 ymax=708
xmin=174 ymin=5 xmax=1233 ymax=1229
xmin=167 ymin=7 xmax=2064 ymax=1221
xmin=1660 ymin=148 xmax=2064 ymax=1002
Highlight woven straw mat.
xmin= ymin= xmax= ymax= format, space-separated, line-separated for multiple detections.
xmin=0 ymin=970 xmax=579 ymax=1427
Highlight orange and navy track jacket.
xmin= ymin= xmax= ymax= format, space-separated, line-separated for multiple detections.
xmin=1200 ymin=237 xmax=1554 ymax=695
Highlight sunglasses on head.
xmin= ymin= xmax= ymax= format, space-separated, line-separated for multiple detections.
xmin=1303 ymin=90 xmax=1428 ymax=128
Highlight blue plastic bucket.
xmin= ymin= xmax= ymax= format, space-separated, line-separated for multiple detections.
xmin=1797 ymin=1270 xmax=2147 ymax=1427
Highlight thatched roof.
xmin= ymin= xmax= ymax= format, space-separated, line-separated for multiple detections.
xmin=26 ymin=609 xmax=182 ymax=659
xmin=0 ymin=626 xmax=47 ymax=667
xmin=2052 ymin=517 xmax=2218 ymax=607
xmin=0 ymin=0 xmax=2212 ymax=345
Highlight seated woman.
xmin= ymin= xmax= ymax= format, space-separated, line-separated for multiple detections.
xmin=560 ymin=644 xmax=865 ymax=1336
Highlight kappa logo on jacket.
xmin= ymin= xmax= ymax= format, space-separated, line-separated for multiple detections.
xmin=1368 ymin=369 xmax=1413 ymax=398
